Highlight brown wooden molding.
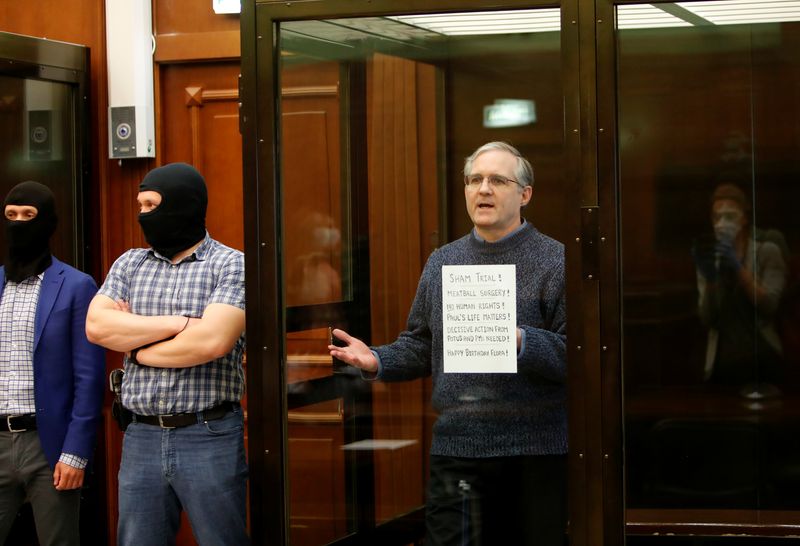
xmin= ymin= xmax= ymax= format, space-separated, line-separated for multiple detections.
xmin=183 ymin=86 xmax=202 ymax=172
xmin=201 ymin=88 xmax=238 ymax=102
xmin=282 ymin=85 xmax=338 ymax=98
xmin=184 ymin=86 xmax=238 ymax=107
xmin=184 ymin=85 xmax=336 ymax=108
xmin=184 ymin=86 xmax=203 ymax=107
xmin=189 ymin=104 xmax=202 ymax=174
xmin=183 ymin=85 xmax=240 ymax=171
xmin=286 ymin=355 xmax=333 ymax=366
xmin=287 ymin=411 xmax=343 ymax=424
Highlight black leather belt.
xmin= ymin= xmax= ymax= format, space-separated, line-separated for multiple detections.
xmin=0 ymin=414 xmax=37 ymax=432
xmin=132 ymin=402 xmax=237 ymax=429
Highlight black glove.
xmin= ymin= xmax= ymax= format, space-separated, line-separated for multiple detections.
xmin=715 ymin=239 xmax=741 ymax=275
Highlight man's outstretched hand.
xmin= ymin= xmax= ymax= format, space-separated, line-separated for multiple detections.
xmin=328 ymin=329 xmax=378 ymax=373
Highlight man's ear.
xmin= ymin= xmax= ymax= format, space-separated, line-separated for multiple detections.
xmin=520 ymin=185 xmax=533 ymax=207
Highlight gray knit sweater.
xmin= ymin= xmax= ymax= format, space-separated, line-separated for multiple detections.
xmin=373 ymin=223 xmax=567 ymax=458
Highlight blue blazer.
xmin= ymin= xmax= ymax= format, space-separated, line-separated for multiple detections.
xmin=0 ymin=257 xmax=106 ymax=468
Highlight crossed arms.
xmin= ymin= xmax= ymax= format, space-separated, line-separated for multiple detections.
xmin=86 ymin=295 xmax=244 ymax=368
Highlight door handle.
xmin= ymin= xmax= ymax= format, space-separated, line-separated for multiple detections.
xmin=581 ymin=206 xmax=599 ymax=281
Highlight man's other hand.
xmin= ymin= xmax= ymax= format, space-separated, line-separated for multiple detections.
xmin=715 ymin=239 xmax=741 ymax=273
xmin=53 ymin=462 xmax=85 ymax=490
xmin=328 ymin=329 xmax=378 ymax=373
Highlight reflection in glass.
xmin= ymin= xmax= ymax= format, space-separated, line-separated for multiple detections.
xmin=280 ymin=9 xmax=563 ymax=545
xmin=287 ymin=327 xmax=336 ymax=384
xmin=693 ymin=183 xmax=787 ymax=387
xmin=281 ymin=59 xmax=348 ymax=309
xmin=286 ymin=211 xmax=343 ymax=307
xmin=0 ymin=76 xmax=77 ymax=266
xmin=287 ymin=399 xmax=346 ymax=545
xmin=618 ymin=1 xmax=800 ymax=531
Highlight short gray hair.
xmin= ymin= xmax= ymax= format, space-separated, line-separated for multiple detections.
xmin=463 ymin=141 xmax=534 ymax=188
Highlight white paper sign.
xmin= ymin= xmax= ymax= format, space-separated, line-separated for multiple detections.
xmin=442 ymin=264 xmax=516 ymax=373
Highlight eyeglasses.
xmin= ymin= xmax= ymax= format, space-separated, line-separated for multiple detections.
xmin=464 ymin=174 xmax=523 ymax=189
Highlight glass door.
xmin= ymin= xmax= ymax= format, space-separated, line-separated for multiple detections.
xmin=0 ymin=33 xmax=89 ymax=270
xmin=600 ymin=0 xmax=800 ymax=542
xmin=243 ymin=1 xmax=573 ymax=544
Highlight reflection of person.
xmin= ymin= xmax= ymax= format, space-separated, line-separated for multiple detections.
xmin=692 ymin=183 xmax=787 ymax=384
xmin=0 ymin=182 xmax=105 ymax=546
xmin=85 ymin=164 xmax=248 ymax=545
xmin=287 ymin=211 xmax=342 ymax=305
xmin=330 ymin=142 xmax=567 ymax=545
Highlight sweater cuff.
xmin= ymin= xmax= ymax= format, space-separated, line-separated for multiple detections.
xmin=360 ymin=350 xmax=381 ymax=381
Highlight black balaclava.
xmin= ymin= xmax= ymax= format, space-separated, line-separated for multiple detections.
xmin=3 ymin=181 xmax=57 ymax=283
xmin=138 ymin=163 xmax=208 ymax=259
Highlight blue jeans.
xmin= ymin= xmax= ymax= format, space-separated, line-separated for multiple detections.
xmin=117 ymin=407 xmax=249 ymax=546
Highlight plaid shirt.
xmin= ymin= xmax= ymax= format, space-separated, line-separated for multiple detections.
xmin=0 ymin=276 xmax=40 ymax=416
xmin=0 ymin=274 xmax=87 ymax=469
xmin=98 ymin=234 xmax=245 ymax=415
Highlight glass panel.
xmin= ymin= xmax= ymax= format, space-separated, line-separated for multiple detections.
xmin=0 ymin=76 xmax=77 ymax=266
xmin=287 ymin=399 xmax=347 ymax=545
xmin=618 ymin=0 xmax=800 ymax=534
xmin=282 ymin=59 xmax=349 ymax=308
xmin=280 ymin=8 xmax=563 ymax=545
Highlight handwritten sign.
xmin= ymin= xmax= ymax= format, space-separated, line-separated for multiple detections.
xmin=442 ymin=264 xmax=516 ymax=373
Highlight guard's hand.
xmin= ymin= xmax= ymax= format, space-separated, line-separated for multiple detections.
xmin=328 ymin=329 xmax=378 ymax=373
xmin=53 ymin=462 xmax=85 ymax=490
xmin=114 ymin=299 xmax=131 ymax=313
xmin=715 ymin=240 xmax=741 ymax=273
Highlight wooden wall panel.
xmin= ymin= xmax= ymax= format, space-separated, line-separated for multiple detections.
xmin=279 ymin=63 xmax=348 ymax=541
xmin=368 ymin=54 xmax=424 ymax=343
xmin=159 ymin=62 xmax=243 ymax=251
xmin=287 ymin=423 xmax=347 ymax=545
xmin=155 ymin=0 xmax=240 ymax=35
xmin=203 ymin=109 xmax=244 ymax=247
xmin=282 ymin=110 xmax=340 ymax=306
xmin=367 ymin=53 xmax=438 ymax=524
xmin=154 ymin=0 xmax=240 ymax=62
xmin=281 ymin=62 xmax=342 ymax=308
